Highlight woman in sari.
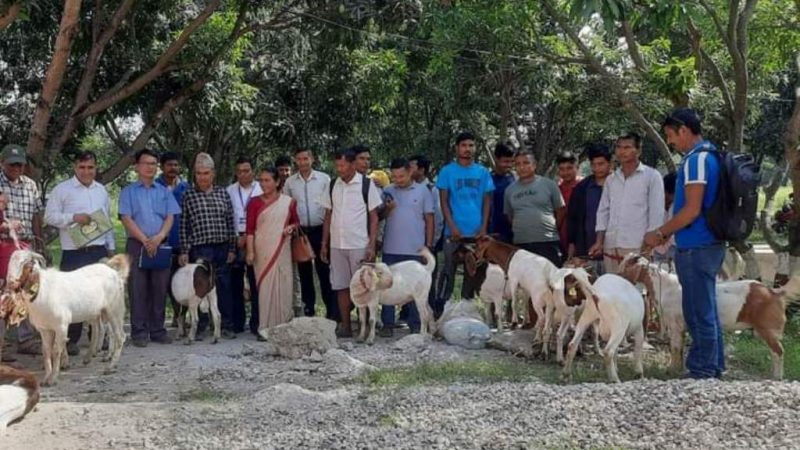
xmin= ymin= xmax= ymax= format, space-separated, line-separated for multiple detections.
xmin=246 ymin=166 xmax=299 ymax=340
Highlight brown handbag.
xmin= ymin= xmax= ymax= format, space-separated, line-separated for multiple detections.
xmin=291 ymin=227 xmax=315 ymax=263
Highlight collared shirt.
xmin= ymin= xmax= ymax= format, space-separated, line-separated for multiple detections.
xmin=226 ymin=182 xmax=263 ymax=233
xmin=382 ymin=182 xmax=434 ymax=255
xmin=420 ymin=177 xmax=444 ymax=245
xmin=0 ymin=171 xmax=43 ymax=241
xmin=44 ymin=176 xmax=115 ymax=250
xmin=674 ymin=140 xmax=721 ymax=248
xmin=119 ymin=180 xmax=181 ymax=239
xmin=155 ymin=175 xmax=190 ymax=249
xmin=318 ymin=174 xmax=382 ymax=250
xmin=284 ymin=170 xmax=330 ymax=228
xmin=179 ymin=185 xmax=237 ymax=253
xmin=595 ymin=162 xmax=665 ymax=249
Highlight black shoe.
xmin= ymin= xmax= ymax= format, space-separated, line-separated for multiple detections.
xmin=132 ymin=339 xmax=148 ymax=348
xmin=151 ymin=335 xmax=173 ymax=344
xmin=257 ymin=334 xmax=268 ymax=342
xmin=222 ymin=330 xmax=237 ymax=340
xmin=378 ymin=327 xmax=394 ymax=338
xmin=67 ymin=342 xmax=80 ymax=356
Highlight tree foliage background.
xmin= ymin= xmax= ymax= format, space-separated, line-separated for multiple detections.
xmin=1 ymin=0 xmax=800 ymax=258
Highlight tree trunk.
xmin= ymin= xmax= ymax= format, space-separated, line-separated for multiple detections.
xmin=25 ymin=0 xmax=82 ymax=175
xmin=0 ymin=1 xmax=22 ymax=29
xmin=785 ymin=56 xmax=800 ymax=258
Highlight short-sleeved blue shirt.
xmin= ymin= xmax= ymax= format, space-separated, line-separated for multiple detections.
xmin=436 ymin=162 xmax=495 ymax=237
xmin=119 ymin=180 xmax=182 ymax=238
xmin=674 ymin=140 xmax=721 ymax=248
xmin=382 ymin=182 xmax=434 ymax=255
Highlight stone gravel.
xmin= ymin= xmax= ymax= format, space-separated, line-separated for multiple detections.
xmin=4 ymin=331 xmax=800 ymax=450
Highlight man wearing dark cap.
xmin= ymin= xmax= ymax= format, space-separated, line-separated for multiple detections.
xmin=644 ymin=108 xmax=724 ymax=379
xmin=0 ymin=144 xmax=45 ymax=357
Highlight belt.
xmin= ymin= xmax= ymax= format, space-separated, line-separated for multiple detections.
xmin=65 ymin=245 xmax=107 ymax=253
xmin=301 ymin=225 xmax=323 ymax=230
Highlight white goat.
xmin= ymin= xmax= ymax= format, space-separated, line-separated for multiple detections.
xmin=478 ymin=263 xmax=530 ymax=331
xmin=5 ymin=250 xmax=129 ymax=386
xmin=619 ymin=253 xmax=800 ymax=379
xmin=349 ymin=248 xmax=436 ymax=344
xmin=561 ymin=273 xmax=646 ymax=383
xmin=170 ymin=259 xmax=221 ymax=344
xmin=549 ymin=267 xmax=602 ymax=363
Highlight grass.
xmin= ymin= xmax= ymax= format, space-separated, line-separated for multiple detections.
xmin=177 ymin=387 xmax=232 ymax=403
xmin=362 ymin=360 xmax=541 ymax=386
xmin=750 ymin=185 xmax=792 ymax=243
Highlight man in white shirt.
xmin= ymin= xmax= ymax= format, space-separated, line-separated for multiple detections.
xmin=226 ymin=156 xmax=262 ymax=336
xmin=320 ymin=147 xmax=382 ymax=337
xmin=283 ymin=148 xmax=336 ymax=320
xmin=44 ymin=151 xmax=115 ymax=357
xmin=589 ymin=132 xmax=665 ymax=272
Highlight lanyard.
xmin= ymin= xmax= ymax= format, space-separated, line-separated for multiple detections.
xmin=238 ymin=185 xmax=254 ymax=211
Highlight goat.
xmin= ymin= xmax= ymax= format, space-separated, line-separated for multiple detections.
xmin=474 ymin=236 xmax=568 ymax=359
xmin=470 ymin=259 xmax=530 ymax=331
xmin=170 ymin=259 xmax=221 ymax=345
xmin=0 ymin=365 xmax=39 ymax=434
xmin=561 ymin=273 xmax=646 ymax=383
xmin=349 ymin=248 xmax=436 ymax=344
xmin=619 ymin=253 xmax=800 ymax=379
xmin=5 ymin=250 xmax=129 ymax=386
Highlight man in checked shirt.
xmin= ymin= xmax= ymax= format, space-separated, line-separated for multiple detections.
xmin=178 ymin=153 xmax=238 ymax=339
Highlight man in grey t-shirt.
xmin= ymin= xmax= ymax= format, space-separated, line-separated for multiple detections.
xmin=503 ymin=151 xmax=565 ymax=266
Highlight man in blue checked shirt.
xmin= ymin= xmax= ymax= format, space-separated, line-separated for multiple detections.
xmin=644 ymin=108 xmax=723 ymax=379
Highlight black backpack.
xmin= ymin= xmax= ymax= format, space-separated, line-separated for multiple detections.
xmin=704 ymin=149 xmax=761 ymax=242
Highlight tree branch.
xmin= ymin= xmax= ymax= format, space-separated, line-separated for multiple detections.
xmin=80 ymin=0 xmax=223 ymax=120
xmin=686 ymin=18 xmax=735 ymax=119
xmin=101 ymin=117 xmax=129 ymax=152
xmin=540 ymin=0 xmax=675 ymax=171
xmin=697 ymin=0 xmax=731 ymax=48
xmin=621 ymin=20 xmax=646 ymax=72
xmin=0 ymin=1 xmax=22 ymax=30
xmin=25 ymin=0 xmax=83 ymax=175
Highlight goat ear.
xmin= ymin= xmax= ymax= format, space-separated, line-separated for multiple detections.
xmin=549 ymin=268 xmax=571 ymax=292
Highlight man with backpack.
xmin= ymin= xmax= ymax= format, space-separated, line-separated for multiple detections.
xmin=645 ymin=108 xmax=725 ymax=379
xmin=320 ymin=147 xmax=382 ymax=337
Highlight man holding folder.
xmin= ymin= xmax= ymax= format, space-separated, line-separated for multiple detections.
xmin=45 ymin=151 xmax=115 ymax=357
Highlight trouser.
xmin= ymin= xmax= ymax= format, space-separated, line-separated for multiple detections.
xmin=436 ymin=239 xmax=482 ymax=312
xmin=380 ymin=254 xmax=424 ymax=332
xmin=62 ymin=246 xmax=108 ymax=345
xmin=127 ymin=239 xmax=170 ymax=341
xmin=518 ymin=241 xmax=563 ymax=268
xmin=230 ymin=254 xmax=259 ymax=334
xmin=167 ymin=253 xmax=183 ymax=323
xmin=297 ymin=225 xmax=337 ymax=319
xmin=190 ymin=243 xmax=235 ymax=333
xmin=675 ymin=244 xmax=726 ymax=378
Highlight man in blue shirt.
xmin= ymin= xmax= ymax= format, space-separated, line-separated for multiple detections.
xmin=645 ymin=108 xmax=723 ymax=379
xmin=488 ymin=142 xmax=515 ymax=243
xmin=120 ymin=149 xmax=181 ymax=347
xmin=379 ymin=158 xmax=435 ymax=336
xmin=436 ymin=131 xmax=494 ymax=309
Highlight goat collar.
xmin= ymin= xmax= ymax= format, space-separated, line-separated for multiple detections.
xmin=15 ymin=262 xmax=41 ymax=303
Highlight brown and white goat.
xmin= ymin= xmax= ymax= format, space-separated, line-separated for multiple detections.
xmin=619 ymin=253 xmax=800 ymax=379
xmin=0 ymin=365 xmax=39 ymax=434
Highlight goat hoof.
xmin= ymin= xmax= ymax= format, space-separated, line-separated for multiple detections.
xmin=183 ymin=339 xmax=193 ymax=346
xmin=41 ymin=378 xmax=55 ymax=387
xmin=82 ymin=358 xmax=91 ymax=366
xmin=366 ymin=340 xmax=375 ymax=346
xmin=103 ymin=367 xmax=117 ymax=375
xmin=212 ymin=338 xmax=218 ymax=344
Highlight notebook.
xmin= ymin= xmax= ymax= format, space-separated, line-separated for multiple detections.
xmin=138 ymin=246 xmax=173 ymax=270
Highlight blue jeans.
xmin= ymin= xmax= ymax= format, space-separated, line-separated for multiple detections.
xmin=190 ymin=243 xmax=235 ymax=332
xmin=380 ymin=254 xmax=423 ymax=332
xmin=675 ymin=244 xmax=725 ymax=378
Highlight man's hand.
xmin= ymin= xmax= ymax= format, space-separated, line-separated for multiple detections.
xmin=178 ymin=254 xmax=189 ymax=266
xmin=643 ymin=231 xmax=664 ymax=249
xmin=237 ymin=235 xmax=247 ymax=249
xmin=143 ymin=238 xmax=158 ymax=257
xmin=450 ymin=228 xmax=462 ymax=243
xmin=227 ymin=251 xmax=236 ymax=264
xmin=320 ymin=244 xmax=329 ymax=264
xmin=588 ymin=241 xmax=603 ymax=258
xmin=72 ymin=213 xmax=92 ymax=225
xmin=283 ymin=224 xmax=297 ymax=236
xmin=107 ymin=249 xmax=115 ymax=258
xmin=364 ymin=245 xmax=376 ymax=262
xmin=567 ymin=243 xmax=576 ymax=259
